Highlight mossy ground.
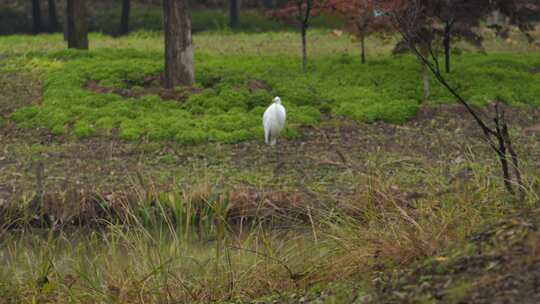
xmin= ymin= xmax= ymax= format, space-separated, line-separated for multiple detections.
xmin=3 ymin=31 xmax=540 ymax=144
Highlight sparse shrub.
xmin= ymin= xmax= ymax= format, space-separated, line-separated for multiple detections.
xmin=248 ymin=90 xmax=273 ymax=110
xmin=51 ymin=124 xmax=65 ymax=135
xmin=176 ymin=129 xmax=208 ymax=144
xmin=10 ymin=106 xmax=39 ymax=122
xmin=284 ymin=126 xmax=301 ymax=139
xmin=119 ymin=120 xmax=142 ymax=141
xmin=289 ymin=105 xmax=321 ymax=125
xmin=218 ymin=86 xmax=250 ymax=111
xmin=95 ymin=117 xmax=117 ymax=134
xmin=73 ymin=120 xmax=96 ymax=139
xmin=274 ymin=78 xmax=323 ymax=107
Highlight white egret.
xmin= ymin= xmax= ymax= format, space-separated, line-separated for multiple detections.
xmin=263 ymin=96 xmax=286 ymax=146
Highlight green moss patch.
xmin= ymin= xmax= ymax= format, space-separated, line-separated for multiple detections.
xmin=7 ymin=46 xmax=540 ymax=145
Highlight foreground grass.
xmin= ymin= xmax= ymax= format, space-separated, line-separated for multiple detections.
xmin=0 ymin=159 xmax=535 ymax=303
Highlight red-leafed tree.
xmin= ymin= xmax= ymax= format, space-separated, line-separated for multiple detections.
xmin=271 ymin=0 xmax=322 ymax=72
xmin=325 ymin=0 xmax=393 ymax=64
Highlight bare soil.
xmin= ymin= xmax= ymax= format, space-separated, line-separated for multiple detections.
xmin=84 ymin=77 xmax=201 ymax=102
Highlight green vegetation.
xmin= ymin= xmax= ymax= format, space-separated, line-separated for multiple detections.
xmin=3 ymin=33 xmax=539 ymax=144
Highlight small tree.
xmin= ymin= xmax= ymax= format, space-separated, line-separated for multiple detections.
xmin=297 ymin=0 xmax=314 ymax=72
xmin=32 ymin=0 xmax=42 ymax=34
xmin=380 ymin=0 xmax=525 ymax=196
xmin=272 ymin=0 xmax=317 ymax=72
xmin=424 ymin=0 xmax=539 ymax=73
xmin=66 ymin=0 xmax=88 ymax=50
xmin=163 ymin=0 xmax=195 ymax=88
xmin=119 ymin=0 xmax=131 ymax=36
xmin=325 ymin=0 xmax=392 ymax=64
xmin=431 ymin=0 xmax=484 ymax=73
xmin=47 ymin=0 xmax=61 ymax=32
xmin=229 ymin=0 xmax=240 ymax=28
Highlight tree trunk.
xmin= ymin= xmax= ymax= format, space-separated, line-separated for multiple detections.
xmin=360 ymin=34 xmax=366 ymax=64
xmin=163 ymin=0 xmax=195 ymax=88
xmin=66 ymin=0 xmax=88 ymax=49
xmin=47 ymin=0 xmax=60 ymax=32
xmin=261 ymin=0 xmax=273 ymax=9
xmin=63 ymin=16 xmax=68 ymax=41
xmin=443 ymin=22 xmax=451 ymax=73
xmin=301 ymin=25 xmax=307 ymax=72
xmin=422 ymin=61 xmax=430 ymax=103
xmin=119 ymin=0 xmax=130 ymax=35
xmin=419 ymin=46 xmax=430 ymax=103
xmin=229 ymin=0 xmax=239 ymax=28
xmin=32 ymin=0 xmax=42 ymax=34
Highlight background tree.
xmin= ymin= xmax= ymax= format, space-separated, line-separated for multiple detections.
xmin=32 ymin=0 xmax=42 ymax=34
xmin=229 ymin=0 xmax=240 ymax=28
xmin=430 ymin=0 xmax=484 ymax=73
xmin=47 ymin=0 xmax=61 ymax=32
xmin=272 ymin=0 xmax=318 ymax=72
xmin=378 ymin=0 xmax=526 ymax=195
xmin=163 ymin=0 xmax=195 ymax=88
xmin=415 ymin=0 xmax=539 ymax=73
xmin=325 ymin=0 xmax=392 ymax=64
xmin=66 ymin=0 xmax=88 ymax=49
xmin=375 ymin=0 xmax=539 ymax=102
xmin=119 ymin=0 xmax=131 ymax=35
xmin=262 ymin=0 xmax=274 ymax=9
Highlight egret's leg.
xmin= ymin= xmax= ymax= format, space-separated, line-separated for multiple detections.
xmin=274 ymin=139 xmax=285 ymax=175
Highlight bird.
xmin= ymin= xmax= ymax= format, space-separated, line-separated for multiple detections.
xmin=263 ymin=96 xmax=286 ymax=146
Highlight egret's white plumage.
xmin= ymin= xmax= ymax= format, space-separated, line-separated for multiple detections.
xmin=263 ymin=96 xmax=286 ymax=145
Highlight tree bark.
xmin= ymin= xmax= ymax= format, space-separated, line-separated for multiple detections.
xmin=229 ymin=0 xmax=240 ymax=28
xmin=443 ymin=22 xmax=451 ymax=73
xmin=66 ymin=0 xmax=88 ymax=49
xmin=119 ymin=0 xmax=130 ymax=36
xmin=297 ymin=0 xmax=312 ymax=73
xmin=47 ymin=0 xmax=60 ymax=32
xmin=32 ymin=0 xmax=42 ymax=34
xmin=63 ymin=15 xmax=68 ymax=41
xmin=360 ymin=34 xmax=366 ymax=64
xmin=422 ymin=61 xmax=430 ymax=103
xmin=163 ymin=0 xmax=195 ymax=88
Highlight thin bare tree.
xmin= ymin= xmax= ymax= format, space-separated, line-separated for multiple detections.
xmin=384 ymin=0 xmax=524 ymax=196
